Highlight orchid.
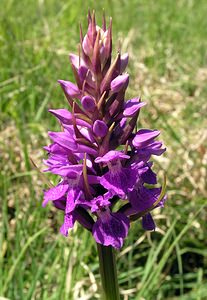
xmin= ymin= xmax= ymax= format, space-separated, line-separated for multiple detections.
xmin=42 ymin=11 xmax=166 ymax=300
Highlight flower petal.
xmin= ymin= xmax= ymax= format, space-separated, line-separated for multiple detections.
xmin=60 ymin=213 xmax=76 ymax=236
xmin=48 ymin=131 xmax=77 ymax=151
xmin=92 ymin=212 xmax=129 ymax=248
xmin=142 ymin=213 xmax=156 ymax=231
xmin=141 ymin=166 xmax=157 ymax=184
xmin=43 ymin=182 xmax=69 ymax=206
xmin=128 ymin=186 xmax=161 ymax=212
xmin=123 ymin=99 xmax=146 ymax=117
xmin=65 ymin=189 xmax=83 ymax=214
xmin=58 ymin=80 xmax=81 ymax=98
xmin=100 ymin=167 xmax=137 ymax=198
xmin=90 ymin=192 xmax=112 ymax=213
xmin=132 ymin=129 xmax=160 ymax=149
xmin=95 ymin=150 xmax=129 ymax=163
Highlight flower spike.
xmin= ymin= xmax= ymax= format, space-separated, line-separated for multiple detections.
xmin=42 ymin=12 xmax=166 ymax=248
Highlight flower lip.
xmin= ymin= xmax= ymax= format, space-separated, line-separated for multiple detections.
xmin=60 ymin=213 xmax=76 ymax=236
xmin=95 ymin=150 xmax=130 ymax=164
xmin=92 ymin=212 xmax=130 ymax=249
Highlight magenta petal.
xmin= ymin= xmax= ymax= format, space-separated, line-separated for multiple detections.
xmin=48 ymin=131 xmax=77 ymax=151
xmin=49 ymin=109 xmax=72 ymax=124
xmin=95 ymin=150 xmax=129 ymax=163
xmin=44 ymin=143 xmax=69 ymax=155
xmin=69 ymin=53 xmax=80 ymax=68
xmin=77 ymin=144 xmax=98 ymax=156
xmin=142 ymin=213 xmax=156 ymax=231
xmin=78 ymin=65 xmax=88 ymax=82
xmin=69 ymin=53 xmax=86 ymax=70
xmin=49 ymin=165 xmax=83 ymax=176
xmin=65 ymin=189 xmax=82 ymax=214
xmin=58 ymin=80 xmax=81 ymax=98
xmin=60 ymin=213 xmax=76 ymax=236
xmin=82 ymin=34 xmax=93 ymax=57
xmin=43 ymin=182 xmax=69 ymax=206
xmin=78 ymin=126 xmax=95 ymax=143
xmin=92 ymin=212 xmax=130 ymax=248
xmin=132 ymin=129 xmax=160 ymax=148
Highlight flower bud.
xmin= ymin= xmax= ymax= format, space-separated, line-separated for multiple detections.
xmin=58 ymin=80 xmax=81 ymax=98
xmin=110 ymin=74 xmax=129 ymax=93
xmin=82 ymin=35 xmax=93 ymax=58
xmin=120 ymin=53 xmax=129 ymax=73
xmin=69 ymin=53 xmax=81 ymax=69
xmin=81 ymin=96 xmax=96 ymax=111
xmin=93 ymin=120 xmax=108 ymax=137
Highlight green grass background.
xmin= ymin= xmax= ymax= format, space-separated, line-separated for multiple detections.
xmin=0 ymin=0 xmax=207 ymax=299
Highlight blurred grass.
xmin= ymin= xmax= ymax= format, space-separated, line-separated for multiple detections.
xmin=0 ymin=0 xmax=207 ymax=299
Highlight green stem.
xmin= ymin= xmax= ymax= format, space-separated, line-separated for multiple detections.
xmin=97 ymin=244 xmax=120 ymax=300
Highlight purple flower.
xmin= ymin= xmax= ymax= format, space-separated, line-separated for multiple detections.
xmin=42 ymin=11 xmax=166 ymax=249
xmin=95 ymin=151 xmax=138 ymax=198
xmin=90 ymin=193 xmax=112 ymax=213
xmin=43 ymin=170 xmax=84 ymax=208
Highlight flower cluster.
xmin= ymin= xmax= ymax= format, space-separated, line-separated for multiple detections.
xmin=43 ymin=12 xmax=166 ymax=249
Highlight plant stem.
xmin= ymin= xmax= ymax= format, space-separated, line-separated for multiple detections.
xmin=97 ymin=244 xmax=120 ymax=300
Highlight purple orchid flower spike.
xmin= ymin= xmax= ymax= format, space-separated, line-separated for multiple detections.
xmin=42 ymin=11 xmax=166 ymax=252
